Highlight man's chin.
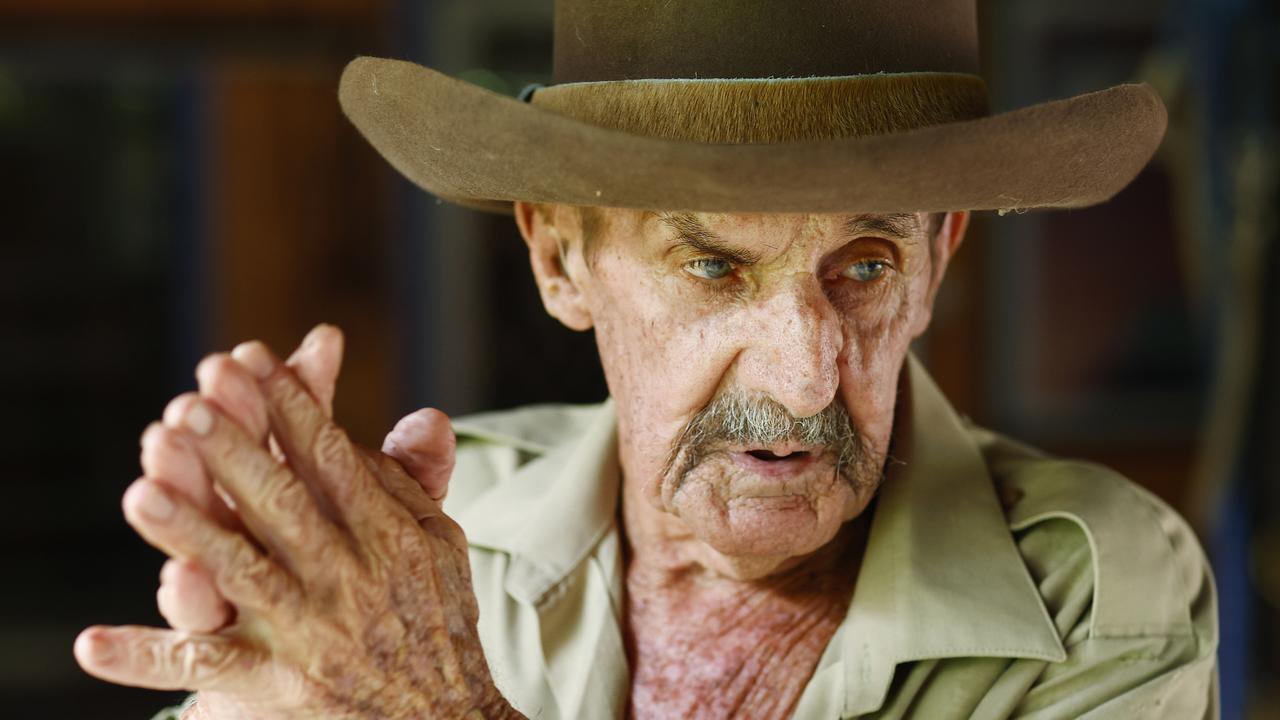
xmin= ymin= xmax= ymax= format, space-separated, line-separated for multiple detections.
xmin=664 ymin=459 xmax=856 ymax=571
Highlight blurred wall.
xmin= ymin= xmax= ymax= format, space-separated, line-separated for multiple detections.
xmin=0 ymin=1 xmax=401 ymax=716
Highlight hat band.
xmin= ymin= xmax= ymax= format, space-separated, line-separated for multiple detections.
xmin=529 ymin=73 xmax=990 ymax=144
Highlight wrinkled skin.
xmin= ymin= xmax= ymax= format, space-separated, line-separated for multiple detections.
xmin=515 ymin=204 xmax=967 ymax=717
xmin=76 ymin=202 xmax=965 ymax=720
xmin=75 ymin=328 xmax=519 ymax=719
xmin=517 ymin=205 xmax=967 ymax=577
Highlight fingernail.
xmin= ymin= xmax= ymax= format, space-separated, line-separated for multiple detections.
xmin=185 ymin=401 xmax=213 ymax=436
xmin=134 ymin=482 xmax=175 ymax=521
xmin=83 ymin=632 xmax=115 ymax=665
xmin=304 ymin=325 xmax=325 ymax=349
xmin=231 ymin=341 xmax=274 ymax=379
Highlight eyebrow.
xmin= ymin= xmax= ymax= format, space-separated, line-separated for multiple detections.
xmin=842 ymin=213 xmax=921 ymax=243
xmin=654 ymin=211 xmax=921 ymax=262
xmin=657 ymin=212 xmax=764 ymax=265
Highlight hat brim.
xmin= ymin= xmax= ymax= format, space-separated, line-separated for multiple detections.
xmin=338 ymin=56 xmax=1167 ymax=215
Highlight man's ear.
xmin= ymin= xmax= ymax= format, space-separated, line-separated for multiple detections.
xmin=931 ymin=210 xmax=968 ymax=289
xmin=913 ymin=210 xmax=970 ymax=336
xmin=513 ymin=200 xmax=594 ymax=331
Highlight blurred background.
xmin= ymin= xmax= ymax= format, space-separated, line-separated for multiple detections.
xmin=0 ymin=0 xmax=1274 ymax=717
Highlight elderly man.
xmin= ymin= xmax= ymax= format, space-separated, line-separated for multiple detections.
xmin=76 ymin=0 xmax=1217 ymax=718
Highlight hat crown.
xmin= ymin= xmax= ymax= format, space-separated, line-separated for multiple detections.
xmin=552 ymin=0 xmax=981 ymax=84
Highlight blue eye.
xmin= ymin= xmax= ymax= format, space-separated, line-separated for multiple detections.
xmin=685 ymin=258 xmax=734 ymax=280
xmin=842 ymin=259 xmax=890 ymax=282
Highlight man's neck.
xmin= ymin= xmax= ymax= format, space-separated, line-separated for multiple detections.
xmin=619 ymin=479 xmax=871 ymax=720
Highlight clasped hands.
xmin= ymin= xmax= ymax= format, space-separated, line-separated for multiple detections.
xmin=75 ymin=326 xmax=520 ymax=719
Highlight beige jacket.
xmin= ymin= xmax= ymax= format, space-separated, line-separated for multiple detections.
xmin=446 ymin=356 xmax=1218 ymax=719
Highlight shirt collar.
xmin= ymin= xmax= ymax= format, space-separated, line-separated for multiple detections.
xmin=456 ymin=355 xmax=1065 ymax=712
xmin=456 ymin=399 xmax=622 ymax=605
xmin=837 ymin=354 xmax=1065 ymax=714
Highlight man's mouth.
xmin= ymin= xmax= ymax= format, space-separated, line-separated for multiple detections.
xmin=728 ymin=445 xmax=822 ymax=476
xmin=746 ymin=448 xmax=810 ymax=461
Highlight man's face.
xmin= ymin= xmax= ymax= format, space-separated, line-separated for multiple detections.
xmin=518 ymin=205 xmax=963 ymax=577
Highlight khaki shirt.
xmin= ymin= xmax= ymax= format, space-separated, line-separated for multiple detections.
xmin=152 ymin=357 xmax=1218 ymax=720
xmin=445 ymin=356 xmax=1218 ymax=719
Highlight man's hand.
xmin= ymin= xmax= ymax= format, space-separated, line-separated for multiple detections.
xmin=75 ymin=329 xmax=517 ymax=719
xmin=139 ymin=326 xmax=456 ymax=635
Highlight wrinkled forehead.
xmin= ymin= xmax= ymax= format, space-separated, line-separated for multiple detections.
xmin=615 ymin=208 xmax=930 ymax=257
xmin=644 ymin=210 xmax=924 ymax=241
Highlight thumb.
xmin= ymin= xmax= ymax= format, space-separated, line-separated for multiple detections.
xmin=382 ymin=408 xmax=455 ymax=501
xmin=286 ymin=323 xmax=344 ymax=417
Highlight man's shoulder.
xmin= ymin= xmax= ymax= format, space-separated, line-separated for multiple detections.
xmin=444 ymin=402 xmax=605 ymax=512
xmin=969 ymin=425 xmax=1215 ymax=643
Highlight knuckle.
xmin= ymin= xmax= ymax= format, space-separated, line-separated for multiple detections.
xmin=360 ymin=608 xmax=408 ymax=651
xmin=390 ymin=516 xmax=428 ymax=557
xmin=273 ymin=376 xmax=314 ymax=419
xmin=209 ymin=429 xmax=247 ymax=469
xmin=263 ymin=470 xmax=312 ymax=520
xmin=360 ymin=525 xmax=405 ymax=572
xmin=313 ymin=422 xmax=355 ymax=470
xmin=155 ymin=635 xmax=236 ymax=686
xmin=224 ymin=536 xmax=260 ymax=570
xmin=341 ymin=565 xmax=391 ymax=614
xmin=221 ymin=545 xmax=289 ymax=607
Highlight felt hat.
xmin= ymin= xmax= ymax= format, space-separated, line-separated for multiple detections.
xmin=337 ymin=0 xmax=1167 ymax=216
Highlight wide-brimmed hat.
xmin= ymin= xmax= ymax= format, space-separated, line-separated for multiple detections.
xmin=338 ymin=0 xmax=1167 ymax=216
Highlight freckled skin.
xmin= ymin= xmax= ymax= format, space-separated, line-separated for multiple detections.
xmin=624 ymin=518 xmax=870 ymax=719
xmin=515 ymin=204 xmax=966 ymax=719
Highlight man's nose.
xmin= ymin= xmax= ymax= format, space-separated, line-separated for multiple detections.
xmin=735 ymin=274 xmax=841 ymax=419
